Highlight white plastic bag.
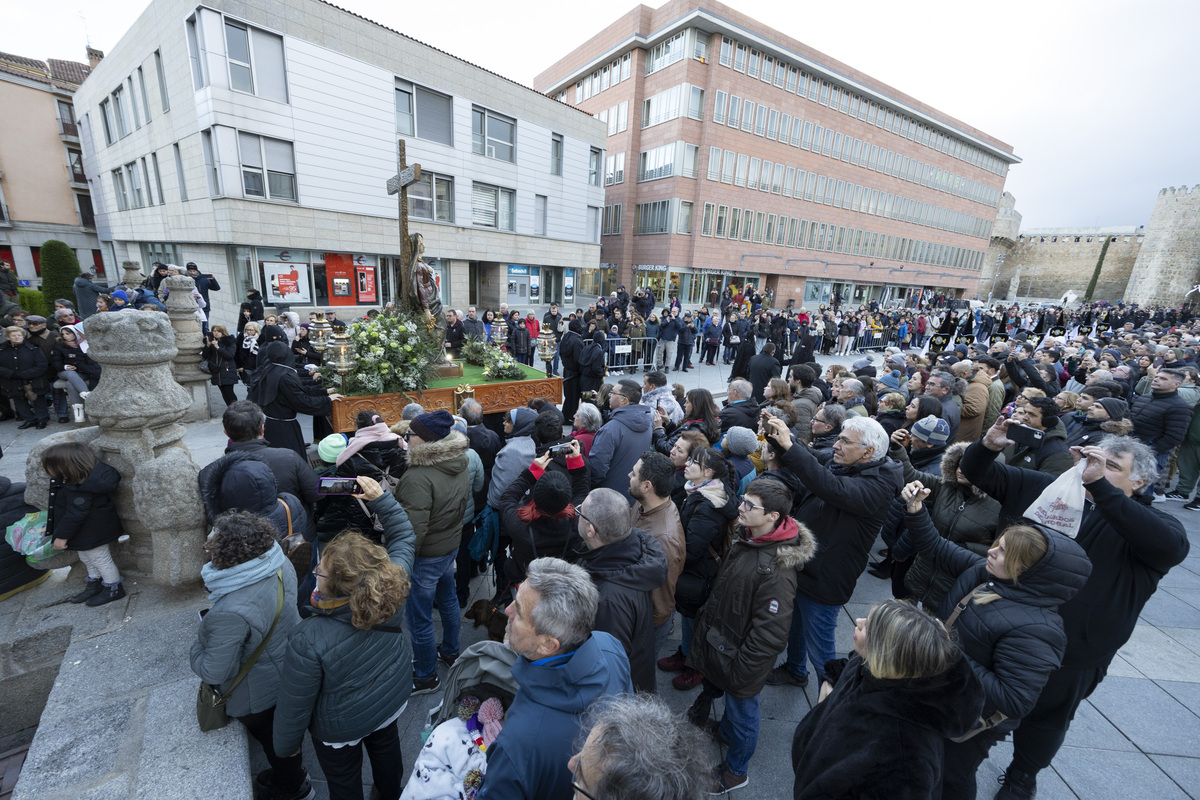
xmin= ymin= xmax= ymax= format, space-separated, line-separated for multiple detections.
xmin=1023 ymin=460 xmax=1086 ymax=537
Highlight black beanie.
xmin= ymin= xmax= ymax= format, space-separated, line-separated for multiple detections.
xmin=532 ymin=471 xmax=572 ymax=514
xmin=410 ymin=409 xmax=453 ymax=441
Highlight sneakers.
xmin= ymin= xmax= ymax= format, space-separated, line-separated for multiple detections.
xmin=438 ymin=646 xmax=459 ymax=668
xmin=86 ymin=582 xmax=126 ymax=607
xmin=995 ymin=765 xmax=1038 ymax=799
xmin=1152 ymin=493 xmax=1167 ymax=504
xmin=765 ymin=665 xmax=808 ymax=688
xmin=657 ymin=646 xmax=687 ymax=672
xmin=708 ymin=762 xmax=749 ymax=795
xmin=79 ymin=391 xmax=90 ymax=400
xmin=70 ymin=578 xmax=104 ymax=604
xmin=412 ymin=673 xmax=440 ymax=695
xmin=672 ymin=666 xmax=704 ymax=690
xmin=1185 ymin=499 xmax=1200 ymax=511
xmin=1165 ymin=491 xmax=1191 ymax=501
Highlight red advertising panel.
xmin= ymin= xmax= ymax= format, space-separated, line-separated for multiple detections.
xmin=356 ymin=266 xmax=377 ymax=303
xmin=324 ymin=253 xmax=356 ymax=306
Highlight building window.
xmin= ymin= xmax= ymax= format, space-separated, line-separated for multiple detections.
xmin=587 ymin=205 xmax=600 ymax=242
xmin=635 ymin=200 xmax=672 ymax=235
xmin=603 ymin=203 xmax=622 ymax=236
xmin=150 ymin=153 xmax=165 ymax=205
xmin=471 ymin=183 xmax=514 ymax=231
xmin=66 ymin=149 xmax=85 ymax=183
xmin=551 ymin=133 xmax=563 ymax=176
xmin=138 ymin=67 xmax=152 ymax=122
xmin=645 ymin=31 xmax=686 ymax=75
xmin=715 ymin=205 xmax=728 ymax=238
xmin=112 ymin=169 xmax=129 ymax=211
xmin=410 ymin=172 xmax=453 ymax=222
xmin=397 ymin=82 xmax=453 ymax=146
xmin=155 ymin=50 xmax=170 ymax=112
xmin=98 ymin=99 xmax=114 ymax=145
xmin=186 ymin=14 xmax=207 ymax=90
xmin=140 ymin=159 xmax=155 ymax=204
xmin=699 ymin=202 xmax=714 ymax=236
xmin=224 ymin=20 xmax=288 ymax=103
xmin=173 ymin=142 xmax=188 ymax=201
xmin=677 ymin=201 xmax=694 ymax=234
xmin=535 ymin=195 xmax=547 ymax=236
xmin=707 ymin=147 xmax=721 ymax=181
xmin=719 ymin=37 xmax=733 ymax=67
xmin=589 ymin=148 xmax=602 ymax=186
xmin=112 ymin=86 xmax=130 ymax=138
xmin=76 ymin=194 xmax=95 ymax=227
xmin=125 ymin=162 xmax=145 ymax=208
xmin=238 ymin=132 xmax=296 ymax=201
xmin=473 ymin=107 xmax=516 ymax=162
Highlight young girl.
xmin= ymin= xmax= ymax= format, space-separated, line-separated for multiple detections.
xmin=44 ymin=442 xmax=126 ymax=606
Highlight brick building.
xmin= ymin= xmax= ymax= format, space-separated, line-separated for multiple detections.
xmin=534 ymin=0 xmax=1019 ymax=310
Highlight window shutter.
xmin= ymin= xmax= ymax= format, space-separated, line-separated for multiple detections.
xmin=416 ymin=88 xmax=453 ymax=145
xmin=472 ymin=184 xmax=497 ymax=226
xmin=239 ymin=132 xmax=262 ymax=167
xmin=251 ymin=29 xmax=288 ymax=103
xmin=264 ymin=138 xmax=294 ymax=172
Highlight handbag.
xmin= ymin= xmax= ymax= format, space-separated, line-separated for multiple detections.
xmin=196 ymin=569 xmax=284 ymax=732
xmin=6 ymin=510 xmax=53 ymax=562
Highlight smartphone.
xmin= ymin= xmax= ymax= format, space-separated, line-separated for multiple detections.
xmin=549 ymin=443 xmax=574 ymax=456
xmin=198 ymin=608 xmax=209 ymax=621
xmin=1007 ymin=424 xmax=1045 ymax=448
xmin=1153 ymin=357 xmax=1165 ymax=368
xmin=317 ymin=477 xmax=364 ymax=496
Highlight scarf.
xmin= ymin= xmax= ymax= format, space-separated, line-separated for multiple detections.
xmin=310 ymin=588 xmax=351 ymax=611
xmin=241 ymin=334 xmax=259 ymax=354
xmin=201 ymin=543 xmax=286 ymax=602
xmin=516 ymin=502 xmax=576 ymax=524
xmin=336 ymin=420 xmax=400 ymax=467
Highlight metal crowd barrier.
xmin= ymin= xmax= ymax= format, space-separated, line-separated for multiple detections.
xmin=603 ymin=336 xmax=659 ymax=371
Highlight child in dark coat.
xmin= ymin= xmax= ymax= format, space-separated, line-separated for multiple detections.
xmin=43 ymin=442 xmax=126 ymax=606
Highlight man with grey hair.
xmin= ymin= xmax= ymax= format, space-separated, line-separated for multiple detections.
xmin=964 ymin=422 xmax=1189 ymax=799
xmin=923 ymin=370 xmax=961 ymax=441
xmin=720 ymin=379 xmax=760 ymax=431
xmin=575 ymin=488 xmax=667 ymax=693
xmin=836 ymin=378 xmax=867 ymax=417
xmin=482 ymin=557 xmax=632 ymax=800
xmin=568 ymin=694 xmax=710 ymax=800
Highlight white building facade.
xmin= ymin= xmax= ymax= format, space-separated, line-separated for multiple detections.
xmin=73 ymin=0 xmax=606 ymax=325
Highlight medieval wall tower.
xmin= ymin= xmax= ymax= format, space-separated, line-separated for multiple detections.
xmin=1125 ymin=185 xmax=1200 ymax=306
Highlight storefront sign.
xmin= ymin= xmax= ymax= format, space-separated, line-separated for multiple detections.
xmin=507 ymin=265 xmax=529 ymax=276
xmin=263 ymin=261 xmax=311 ymax=303
xmin=564 ymin=269 xmax=575 ymax=303
xmin=357 ymin=266 xmax=377 ymax=303
xmin=529 ymin=271 xmax=540 ymax=301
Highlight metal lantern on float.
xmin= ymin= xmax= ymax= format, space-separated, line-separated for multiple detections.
xmin=326 ymin=325 xmax=357 ymax=376
xmin=309 ymin=312 xmax=333 ymax=353
xmin=536 ymin=327 xmax=557 ymax=365
xmin=490 ymin=317 xmax=508 ymax=347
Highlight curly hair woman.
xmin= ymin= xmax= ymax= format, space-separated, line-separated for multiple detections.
xmin=273 ymin=476 xmax=416 ymax=800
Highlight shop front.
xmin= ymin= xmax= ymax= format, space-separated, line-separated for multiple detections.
xmin=670 ymin=268 xmax=762 ymax=308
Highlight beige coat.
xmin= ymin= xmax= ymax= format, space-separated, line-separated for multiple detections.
xmin=630 ymin=497 xmax=686 ymax=627
xmin=957 ymin=371 xmax=992 ymax=442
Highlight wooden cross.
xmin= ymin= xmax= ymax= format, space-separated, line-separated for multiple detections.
xmin=386 ymin=139 xmax=421 ymax=311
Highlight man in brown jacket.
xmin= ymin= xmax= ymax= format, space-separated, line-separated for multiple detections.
xmin=953 ymin=360 xmax=991 ymax=442
xmin=628 ymin=451 xmax=685 ymax=656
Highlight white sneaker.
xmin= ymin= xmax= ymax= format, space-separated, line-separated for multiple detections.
xmin=79 ymin=391 xmax=90 ymax=400
xmin=1151 ymin=493 xmax=1167 ymax=504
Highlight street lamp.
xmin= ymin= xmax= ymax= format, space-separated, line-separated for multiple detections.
xmin=309 ymin=312 xmax=333 ymax=353
xmin=326 ymin=325 xmax=357 ymax=376
xmin=536 ymin=327 xmax=558 ymax=372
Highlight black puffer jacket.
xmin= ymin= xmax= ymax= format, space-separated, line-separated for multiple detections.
xmin=499 ymin=458 xmax=589 ymax=580
xmin=313 ymin=439 xmax=406 ymax=540
xmin=574 ymin=529 xmax=668 ymax=694
xmin=905 ymin=508 xmax=1091 ymax=729
xmin=1066 ymin=416 xmax=1133 ymax=449
xmin=1131 ymin=389 xmax=1194 ymax=455
xmin=719 ymin=399 xmax=760 ymax=432
xmin=791 ymin=653 xmax=984 ymax=800
xmin=674 ymin=479 xmax=739 ymax=617
xmin=50 ymin=342 xmax=101 ymax=388
xmin=1000 ymin=416 xmax=1073 ymax=477
xmin=47 ymin=461 xmax=124 ymax=551
xmin=0 ymin=340 xmax=49 ymax=396
xmin=198 ymin=451 xmax=308 ymax=541
xmin=780 ymin=443 xmax=903 ymax=606
xmin=652 ymin=418 xmax=719 ymax=454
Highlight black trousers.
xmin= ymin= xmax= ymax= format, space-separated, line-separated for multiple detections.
xmin=940 ymin=727 xmax=1007 ymax=800
xmin=218 ymin=383 xmax=238 ymax=406
xmin=236 ymin=706 xmax=306 ymax=794
xmin=674 ymin=343 xmax=693 ymax=370
xmin=455 ymin=526 xmax=477 ymax=606
xmin=1010 ymin=664 xmax=1106 ymax=775
xmin=562 ymin=374 xmax=581 ymax=422
xmin=311 ymin=720 xmax=403 ymax=800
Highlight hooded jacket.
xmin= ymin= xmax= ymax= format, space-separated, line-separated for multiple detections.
xmin=905 ymin=506 xmax=1091 ymax=727
xmin=198 ymin=451 xmax=308 ymax=542
xmin=642 ymin=385 xmax=683 ymax=427
xmin=675 ymin=479 xmax=740 ymax=617
xmin=688 ymin=517 xmax=817 ymax=699
xmin=957 ymin=370 xmax=993 ymax=442
xmin=487 ymin=407 xmax=539 ymax=509
xmin=574 ymin=529 xmax=668 ymax=693
xmin=47 ymin=461 xmax=124 ymax=550
xmin=791 ymin=653 xmax=985 ymax=800
xmin=479 ymin=632 xmax=632 ymax=800
xmin=396 ymin=430 xmax=470 ymax=558
xmin=1066 ymin=416 xmax=1133 ymax=449
xmin=1000 ymin=415 xmax=1073 ymax=477
xmin=589 ymin=403 xmax=654 ymax=496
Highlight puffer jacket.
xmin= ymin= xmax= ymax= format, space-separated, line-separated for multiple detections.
xmin=487 ymin=407 xmax=539 ymax=508
xmin=652 ymin=418 xmax=718 ymax=455
xmin=198 ymin=451 xmax=308 ymax=542
xmin=499 ymin=457 xmax=589 ymax=580
xmin=904 ymin=507 xmax=1091 ymax=730
xmin=1130 ymin=389 xmax=1194 ymax=455
xmin=1000 ymin=416 xmax=1073 ymax=476
xmin=957 ymin=371 xmax=993 ymax=442
xmin=395 ymin=431 xmax=470 ymax=558
xmin=688 ymin=518 xmax=817 ymax=700
xmin=0 ymin=339 xmax=49 ymax=396
xmin=1067 ymin=416 xmax=1133 ymax=449
xmin=574 ymin=529 xmax=668 ymax=694
xmin=50 ymin=341 xmax=102 ymax=388
xmin=589 ymin=403 xmax=654 ymax=493
xmin=779 ymin=443 xmax=903 ymax=606
xmin=791 ymin=653 xmax=984 ymax=800
xmin=675 ymin=479 xmax=739 ymax=617
xmin=890 ymin=443 xmax=1001 ymax=609
xmin=190 ymin=548 xmax=300 ymax=717
xmin=273 ymin=493 xmax=415 ymax=755
xmin=791 ymin=387 xmax=823 ymax=445
xmin=47 ymin=461 xmax=124 ymax=551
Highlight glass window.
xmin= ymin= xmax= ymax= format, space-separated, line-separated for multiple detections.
xmin=761 ymin=55 xmax=774 ymax=83
xmin=727 ymin=96 xmax=741 ymax=128
xmin=721 ymin=150 xmax=735 ymax=183
xmin=783 ymin=166 xmax=795 ymax=197
xmin=708 ymin=146 xmax=721 ymax=181
xmin=719 ymin=37 xmax=734 ymax=67
xmin=173 ymin=143 xmax=188 ymax=201
xmin=741 ymin=101 xmax=754 ymax=132
xmin=747 ymin=49 xmax=760 ymax=78
xmin=734 ymin=154 xmax=748 ymax=187
xmin=741 ymin=209 xmax=753 ymax=241
xmin=395 ymin=85 xmax=414 ymax=136
xmin=471 ymin=183 xmax=514 ymax=230
xmin=774 ymin=61 xmax=787 ymax=87
xmin=728 ymin=208 xmax=741 ymax=239
xmin=186 ymin=14 xmax=206 ymax=90
xmin=225 ymin=22 xmax=253 ymax=93
xmin=410 ymin=172 xmax=454 ymax=222
xmin=747 ymin=158 xmax=760 ymax=190
xmin=760 ymin=160 xmax=773 ymax=193
xmin=112 ymin=169 xmax=129 ymax=211
xmin=413 ymin=87 xmax=453 ymax=146
xmin=715 ymin=205 xmax=729 ymax=238
xmin=680 ymin=201 xmax=695 ymax=235
xmin=238 ymin=131 xmax=296 ymax=202
xmin=551 ymin=134 xmax=563 ymax=176
xmin=754 ymin=105 xmax=768 ymax=136
xmin=635 ymin=200 xmax=672 ymax=234
xmin=713 ymin=90 xmax=728 ymax=124
xmin=472 ymin=107 xmax=516 ymax=162
xmin=734 ymin=43 xmax=747 ymax=72
xmin=646 ymin=31 xmax=686 ymax=75
xmin=589 ymin=148 xmax=602 ymax=186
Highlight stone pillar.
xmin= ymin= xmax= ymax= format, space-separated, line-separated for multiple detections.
xmin=25 ymin=311 xmax=207 ymax=584
xmin=121 ymin=260 xmax=144 ymax=290
xmin=164 ymin=274 xmax=213 ymax=421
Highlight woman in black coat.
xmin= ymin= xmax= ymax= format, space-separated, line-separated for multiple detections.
xmin=792 ymin=600 xmax=984 ymax=800
xmin=50 ymin=326 xmax=101 ymax=418
xmin=248 ymin=341 xmax=340 ymax=458
xmin=235 ymin=321 xmax=260 ymax=383
xmin=203 ymin=325 xmax=240 ymax=406
xmin=0 ymin=327 xmax=50 ymax=428
xmin=497 ymin=442 xmax=589 ymax=583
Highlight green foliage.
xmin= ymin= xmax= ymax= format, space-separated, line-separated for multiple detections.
xmin=17 ymin=288 xmax=48 ymax=317
xmin=460 ymin=336 xmax=494 ymax=367
xmin=38 ymin=240 xmax=80 ymax=312
xmin=323 ymin=308 xmax=442 ymax=396
xmin=1084 ymin=236 xmax=1111 ymax=303
xmin=481 ymin=350 xmax=527 ymax=381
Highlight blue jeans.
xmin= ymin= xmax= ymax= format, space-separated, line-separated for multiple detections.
xmin=404 ymin=551 xmax=461 ymax=681
xmin=720 ymin=693 xmax=760 ymax=775
xmin=680 ymin=614 xmax=695 ymax=656
xmin=784 ymin=592 xmax=840 ymax=681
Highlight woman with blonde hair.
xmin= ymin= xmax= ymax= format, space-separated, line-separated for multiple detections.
xmin=901 ymin=480 xmax=1091 ymax=800
xmin=792 ymin=599 xmax=984 ymax=799
xmin=273 ymin=476 xmax=416 ymax=800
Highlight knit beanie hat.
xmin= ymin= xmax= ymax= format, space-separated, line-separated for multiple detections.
xmin=1097 ymin=397 xmax=1129 ymax=420
xmin=911 ymin=415 xmax=950 ymax=445
xmin=880 ymin=370 xmax=902 ymax=391
xmin=112 ymin=289 xmax=129 ymax=301
xmin=410 ymin=409 xmax=453 ymax=441
xmin=887 ymin=353 xmax=906 ymax=369
xmin=724 ymin=426 xmax=759 ymax=457
xmin=317 ymin=433 xmax=348 ymax=463
xmin=852 ymin=355 xmax=874 ymax=371
xmin=532 ymin=470 xmax=572 ymax=514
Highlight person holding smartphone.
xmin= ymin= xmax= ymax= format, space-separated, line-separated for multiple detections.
xmin=1000 ymin=396 xmax=1073 ymax=479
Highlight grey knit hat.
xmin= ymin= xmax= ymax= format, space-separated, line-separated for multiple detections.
xmin=911 ymin=415 xmax=950 ymax=445
xmin=724 ymin=426 xmax=760 ymax=457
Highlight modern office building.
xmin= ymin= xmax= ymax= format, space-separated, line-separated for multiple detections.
xmin=0 ymin=50 xmax=103 ymax=285
xmin=73 ymin=0 xmax=606 ymax=324
xmin=535 ymin=0 xmax=1019 ymax=309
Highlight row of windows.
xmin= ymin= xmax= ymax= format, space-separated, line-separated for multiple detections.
xmin=638 ymin=141 xmax=699 ymax=182
xmin=98 ymin=60 xmax=159 ymax=146
xmin=569 ymin=53 xmax=632 ymax=103
xmin=186 ymin=13 xmax=288 ymax=103
xmin=716 ymin=34 xmax=1009 ymax=178
xmin=602 ymin=204 xmax=622 ymax=236
xmin=710 ymin=90 xmax=1001 ymax=208
xmin=110 ymin=154 xmax=166 ymax=211
xmin=641 ymin=84 xmax=704 ymax=128
xmin=705 ymin=146 xmax=994 ymax=239
xmin=694 ymin=200 xmax=985 ymax=271
xmin=598 ymin=101 xmax=629 ymax=136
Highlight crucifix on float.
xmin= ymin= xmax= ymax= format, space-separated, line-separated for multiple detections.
xmin=386 ymin=139 xmax=422 ymax=311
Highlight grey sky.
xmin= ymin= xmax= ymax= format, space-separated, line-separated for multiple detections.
xmin=3 ymin=0 xmax=1197 ymax=230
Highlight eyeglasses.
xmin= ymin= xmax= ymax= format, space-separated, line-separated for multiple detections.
xmin=740 ymin=498 xmax=768 ymax=512
xmin=572 ymin=761 xmax=599 ymax=800
xmin=311 ymin=568 xmax=328 ymax=580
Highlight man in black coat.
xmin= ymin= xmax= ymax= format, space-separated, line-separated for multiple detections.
xmin=574 ymin=488 xmax=668 ymax=693
xmin=719 ymin=380 xmax=760 ymax=433
xmin=748 ymin=342 xmax=783 ymax=402
xmin=1130 ymin=367 xmax=1194 ymax=498
xmin=923 ymin=371 xmax=961 ymax=442
xmin=186 ymin=262 xmax=221 ymax=310
xmin=964 ymin=419 xmax=1190 ymax=799
xmin=558 ymin=327 xmax=584 ymax=421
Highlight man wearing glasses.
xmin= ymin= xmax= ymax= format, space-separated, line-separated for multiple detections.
xmin=589 ymin=379 xmax=654 ymax=500
xmin=685 ymin=477 xmax=816 ymax=794
xmin=479 ymin=558 xmax=631 ymax=800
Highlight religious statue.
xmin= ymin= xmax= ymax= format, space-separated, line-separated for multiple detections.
xmin=408 ymin=233 xmax=445 ymax=341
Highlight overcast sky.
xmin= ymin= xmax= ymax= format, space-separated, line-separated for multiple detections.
xmin=3 ymin=0 xmax=1197 ymax=230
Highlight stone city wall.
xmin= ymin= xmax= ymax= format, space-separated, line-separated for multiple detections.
xmin=1125 ymin=185 xmax=1200 ymax=307
xmin=985 ymin=226 xmax=1143 ymax=302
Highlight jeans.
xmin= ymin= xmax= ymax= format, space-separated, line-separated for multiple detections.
xmin=722 ymin=345 xmax=736 ymax=362
xmin=78 ymin=543 xmax=121 ymax=585
xmin=236 ymin=706 xmax=306 ymax=794
xmin=311 ymin=720 xmax=403 ymax=800
xmin=1153 ymin=450 xmax=1172 ymax=494
xmin=784 ymin=592 xmax=839 ymax=681
xmin=404 ymin=551 xmax=461 ymax=681
xmin=680 ymin=614 xmax=696 ymax=656
xmin=653 ymin=616 xmax=673 ymax=655
xmin=720 ymin=692 xmax=761 ymax=776
xmin=58 ymin=370 xmax=89 ymax=405
xmin=657 ymin=340 xmax=677 ymax=370
xmin=549 ymin=351 xmax=560 ymax=376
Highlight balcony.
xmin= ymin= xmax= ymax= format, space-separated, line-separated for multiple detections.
xmin=59 ymin=120 xmax=79 ymax=143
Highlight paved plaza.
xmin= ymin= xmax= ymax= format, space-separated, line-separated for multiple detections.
xmin=1 ymin=353 xmax=1198 ymax=799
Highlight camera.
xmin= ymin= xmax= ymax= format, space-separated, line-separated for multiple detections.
xmin=317 ymin=477 xmax=364 ymax=496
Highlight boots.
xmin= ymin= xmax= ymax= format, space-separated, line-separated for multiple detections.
xmin=686 ymin=692 xmax=712 ymax=729
xmin=657 ymin=646 xmax=687 ymax=672
xmin=70 ymin=577 xmax=103 ymax=604
xmin=86 ymin=582 xmax=127 ymax=607
xmin=672 ymin=666 xmax=704 ymax=690
xmin=995 ymin=765 xmax=1038 ymax=800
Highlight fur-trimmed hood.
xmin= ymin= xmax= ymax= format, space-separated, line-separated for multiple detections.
xmin=405 ymin=430 xmax=468 ymax=467
xmin=739 ymin=516 xmax=817 ymax=570
xmin=939 ymin=442 xmax=979 ymax=488
xmin=1100 ymin=417 xmax=1134 ymax=436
